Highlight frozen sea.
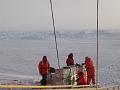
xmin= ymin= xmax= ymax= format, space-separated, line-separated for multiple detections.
xmin=0 ymin=31 xmax=120 ymax=85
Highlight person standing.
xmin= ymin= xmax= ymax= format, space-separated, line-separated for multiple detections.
xmin=66 ymin=53 xmax=74 ymax=66
xmin=38 ymin=56 xmax=50 ymax=85
xmin=84 ymin=56 xmax=95 ymax=85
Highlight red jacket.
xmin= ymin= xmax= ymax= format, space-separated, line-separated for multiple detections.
xmin=66 ymin=58 xmax=74 ymax=66
xmin=66 ymin=53 xmax=74 ymax=66
xmin=38 ymin=61 xmax=50 ymax=75
xmin=85 ymin=58 xmax=95 ymax=76
xmin=77 ymin=71 xmax=87 ymax=85
xmin=85 ymin=58 xmax=94 ymax=69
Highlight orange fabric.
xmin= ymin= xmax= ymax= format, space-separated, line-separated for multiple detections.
xmin=87 ymin=67 xmax=95 ymax=77
xmin=38 ymin=61 xmax=50 ymax=75
xmin=85 ymin=58 xmax=95 ymax=76
xmin=85 ymin=58 xmax=94 ymax=69
xmin=77 ymin=71 xmax=87 ymax=85
xmin=87 ymin=75 xmax=95 ymax=85
xmin=85 ymin=57 xmax=95 ymax=84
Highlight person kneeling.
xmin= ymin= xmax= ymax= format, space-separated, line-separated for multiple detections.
xmin=76 ymin=71 xmax=87 ymax=85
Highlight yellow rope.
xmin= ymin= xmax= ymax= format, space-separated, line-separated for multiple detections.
xmin=0 ymin=85 xmax=119 ymax=90
xmin=0 ymin=85 xmax=96 ymax=89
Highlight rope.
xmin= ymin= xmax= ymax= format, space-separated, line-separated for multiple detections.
xmin=0 ymin=85 xmax=98 ymax=89
xmin=96 ymin=0 xmax=99 ymax=89
xmin=49 ymin=0 xmax=60 ymax=69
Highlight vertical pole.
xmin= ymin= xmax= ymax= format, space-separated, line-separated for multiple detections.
xmin=9 ymin=88 xmax=12 ymax=90
xmin=96 ymin=0 xmax=99 ymax=89
xmin=118 ymin=85 xmax=119 ymax=90
xmin=113 ymin=87 xmax=115 ymax=90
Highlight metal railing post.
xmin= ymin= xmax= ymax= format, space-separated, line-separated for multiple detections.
xmin=118 ymin=85 xmax=120 ymax=90
xmin=113 ymin=87 xmax=115 ymax=90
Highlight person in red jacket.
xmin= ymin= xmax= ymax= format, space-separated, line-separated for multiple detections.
xmin=38 ymin=56 xmax=50 ymax=85
xmin=84 ymin=56 xmax=95 ymax=85
xmin=66 ymin=53 xmax=74 ymax=66
xmin=76 ymin=70 xmax=87 ymax=85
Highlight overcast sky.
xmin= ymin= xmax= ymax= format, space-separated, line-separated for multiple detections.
xmin=0 ymin=0 xmax=120 ymax=31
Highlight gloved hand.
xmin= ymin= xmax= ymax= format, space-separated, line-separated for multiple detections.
xmin=75 ymin=63 xmax=80 ymax=66
xmin=82 ymin=63 xmax=85 ymax=65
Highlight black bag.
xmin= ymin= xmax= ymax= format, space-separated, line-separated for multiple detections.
xmin=50 ymin=67 xmax=55 ymax=73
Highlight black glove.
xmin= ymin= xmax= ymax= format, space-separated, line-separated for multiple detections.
xmin=75 ymin=63 xmax=81 ymax=66
xmin=82 ymin=63 xmax=85 ymax=65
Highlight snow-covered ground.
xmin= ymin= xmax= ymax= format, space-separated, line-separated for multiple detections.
xmin=0 ymin=30 xmax=120 ymax=85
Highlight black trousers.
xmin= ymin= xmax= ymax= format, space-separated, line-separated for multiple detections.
xmin=41 ymin=74 xmax=47 ymax=85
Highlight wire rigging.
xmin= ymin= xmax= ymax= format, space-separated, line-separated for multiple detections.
xmin=49 ymin=0 xmax=60 ymax=69
xmin=49 ymin=0 xmax=99 ymax=88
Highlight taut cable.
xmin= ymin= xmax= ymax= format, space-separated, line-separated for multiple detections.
xmin=49 ymin=0 xmax=60 ymax=69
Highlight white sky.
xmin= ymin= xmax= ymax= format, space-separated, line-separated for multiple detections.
xmin=0 ymin=0 xmax=120 ymax=31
